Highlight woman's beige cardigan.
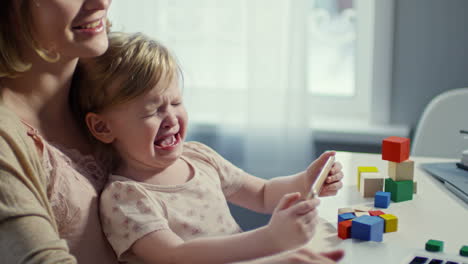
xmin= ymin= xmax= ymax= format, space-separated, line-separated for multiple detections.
xmin=0 ymin=104 xmax=76 ymax=263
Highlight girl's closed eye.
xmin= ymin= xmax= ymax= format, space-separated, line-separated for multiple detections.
xmin=171 ymin=100 xmax=182 ymax=106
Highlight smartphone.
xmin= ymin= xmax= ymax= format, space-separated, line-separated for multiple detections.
xmin=306 ymin=155 xmax=335 ymax=199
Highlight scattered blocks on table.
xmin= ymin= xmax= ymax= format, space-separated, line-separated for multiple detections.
xmin=360 ymin=172 xmax=384 ymax=197
xmin=338 ymin=207 xmax=355 ymax=214
xmin=460 ymin=245 xmax=468 ymax=257
xmin=388 ymin=160 xmax=414 ymax=181
xmin=378 ymin=214 xmax=398 ymax=232
xmin=351 ymin=215 xmax=384 ymax=242
xmin=353 ymin=205 xmax=374 ymax=212
xmin=338 ymin=212 xmax=356 ymax=222
xmin=354 ymin=211 xmax=370 ymax=217
xmin=369 ymin=210 xmax=385 ymax=216
xmin=374 ymin=191 xmax=391 ymax=208
xmin=382 ymin=136 xmax=410 ymax=163
xmin=338 ymin=220 xmax=353 ymax=239
xmin=425 ymin=239 xmax=444 ymax=252
xmin=357 ymin=166 xmax=379 ymax=191
xmin=385 ymin=178 xmax=414 ymax=202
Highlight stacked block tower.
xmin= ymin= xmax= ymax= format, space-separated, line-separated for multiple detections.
xmin=382 ymin=136 xmax=415 ymax=202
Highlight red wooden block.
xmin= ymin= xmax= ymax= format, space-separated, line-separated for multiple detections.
xmin=369 ymin=210 xmax=385 ymax=216
xmin=382 ymin=136 xmax=410 ymax=163
xmin=338 ymin=220 xmax=353 ymax=239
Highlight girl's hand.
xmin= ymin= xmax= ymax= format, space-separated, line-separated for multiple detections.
xmin=231 ymin=247 xmax=345 ymax=264
xmin=305 ymin=151 xmax=344 ymax=197
xmin=266 ymin=193 xmax=320 ymax=251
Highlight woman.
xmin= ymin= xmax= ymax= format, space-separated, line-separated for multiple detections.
xmin=0 ymin=0 xmax=343 ymax=263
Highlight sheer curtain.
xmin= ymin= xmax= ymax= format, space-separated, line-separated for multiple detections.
xmin=108 ymin=0 xmax=314 ymax=179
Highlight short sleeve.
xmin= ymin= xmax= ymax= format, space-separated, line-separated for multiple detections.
xmin=100 ymin=181 xmax=170 ymax=260
xmin=184 ymin=142 xmax=247 ymax=197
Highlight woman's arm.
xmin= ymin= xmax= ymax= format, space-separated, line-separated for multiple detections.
xmin=0 ymin=110 xmax=76 ymax=264
xmin=230 ymin=247 xmax=345 ymax=264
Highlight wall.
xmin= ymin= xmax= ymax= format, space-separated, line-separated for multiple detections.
xmin=391 ymin=0 xmax=468 ymax=130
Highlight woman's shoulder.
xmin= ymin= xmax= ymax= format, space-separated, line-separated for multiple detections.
xmin=0 ymin=103 xmax=44 ymax=177
xmin=0 ymin=103 xmax=25 ymax=133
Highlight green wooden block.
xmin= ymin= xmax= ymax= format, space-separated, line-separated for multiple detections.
xmin=460 ymin=245 xmax=468 ymax=256
xmin=384 ymin=178 xmax=413 ymax=202
xmin=425 ymin=239 xmax=444 ymax=252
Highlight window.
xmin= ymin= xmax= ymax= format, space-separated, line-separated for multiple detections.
xmin=109 ymin=0 xmax=397 ymax=129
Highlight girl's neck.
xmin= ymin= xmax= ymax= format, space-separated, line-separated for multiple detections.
xmin=1 ymin=55 xmax=78 ymax=136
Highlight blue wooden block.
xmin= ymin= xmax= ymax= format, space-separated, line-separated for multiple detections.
xmin=338 ymin=212 xmax=356 ymax=223
xmin=374 ymin=191 xmax=391 ymax=208
xmin=351 ymin=215 xmax=384 ymax=242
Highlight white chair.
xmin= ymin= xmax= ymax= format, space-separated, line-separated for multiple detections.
xmin=412 ymin=88 xmax=468 ymax=159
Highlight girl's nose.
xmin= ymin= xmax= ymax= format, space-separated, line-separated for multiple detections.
xmin=84 ymin=0 xmax=111 ymax=11
xmin=162 ymin=114 xmax=178 ymax=128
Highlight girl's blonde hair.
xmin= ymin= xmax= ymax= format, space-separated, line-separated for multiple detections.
xmin=0 ymin=0 xmax=111 ymax=78
xmin=71 ymin=31 xmax=180 ymax=168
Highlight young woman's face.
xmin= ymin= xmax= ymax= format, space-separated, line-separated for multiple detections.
xmin=29 ymin=0 xmax=111 ymax=59
xmin=103 ymin=77 xmax=189 ymax=173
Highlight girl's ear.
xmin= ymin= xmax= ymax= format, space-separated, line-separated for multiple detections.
xmin=85 ymin=112 xmax=115 ymax=144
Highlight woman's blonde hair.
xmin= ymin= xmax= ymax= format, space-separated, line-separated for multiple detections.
xmin=0 ymin=0 xmax=111 ymax=78
xmin=71 ymin=31 xmax=180 ymax=168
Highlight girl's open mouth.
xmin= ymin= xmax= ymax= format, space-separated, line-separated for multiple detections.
xmin=154 ymin=133 xmax=181 ymax=150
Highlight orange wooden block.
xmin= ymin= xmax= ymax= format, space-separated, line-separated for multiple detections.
xmin=338 ymin=220 xmax=353 ymax=239
xmin=382 ymin=136 xmax=410 ymax=163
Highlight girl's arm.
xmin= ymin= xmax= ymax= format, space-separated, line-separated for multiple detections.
xmin=229 ymin=151 xmax=343 ymax=214
xmin=131 ymin=193 xmax=319 ymax=264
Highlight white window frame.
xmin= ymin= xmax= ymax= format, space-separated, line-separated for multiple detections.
xmin=307 ymin=0 xmax=395 ymax=125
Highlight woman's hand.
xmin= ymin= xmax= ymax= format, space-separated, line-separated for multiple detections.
xmin=265 ymin=193 xmax=320 ymax=251
xmin=231 ymin=247 xmax=345 ymax=264
xmin=305 ymin=151 xmax=344 ymax=197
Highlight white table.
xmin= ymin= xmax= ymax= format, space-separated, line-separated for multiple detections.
xmin=308 ymin=151 xmax=468 ymax=264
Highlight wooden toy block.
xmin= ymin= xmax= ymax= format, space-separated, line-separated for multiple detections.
xmin=353 ymin=205 xmax=374 ymax=212
xmin=351 ymin=215 xmax=384 ymax=242
xmin=378 ymin=214 xmax=398 ymax=232
xmin=338 ymin=212 xmax=356 ymax=222
xmin=338 ymin=208 xmax=355 ymax=214
xmin=388 ymin=160 xmax=414 ymax=181
xmin=354 ymin=211 xmax=369 ymax=217
xmin=382 ymin=136 xmax=410 ymax=163
xmin=425 ymin=239 xmax=444 ymax=252
xmin=338 ymin=220 xmax=352 ymax=239
xmin=374 ymin=191 xmax=391 ymax=208
xmin=460 ymin=245 xmax=468 ymax=257
xmin=360 ymin=172 xmax=384 ymax=197
xmin=357 ymin=166 xmax=379 ymax=191
xmin=369 ymin=210 xmax=385 ymax=216
xmin=385 ymin=178 xmax=413 ymax=202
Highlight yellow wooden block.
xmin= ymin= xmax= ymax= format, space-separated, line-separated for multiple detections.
xmin=357 ymin=166 xmax=379 ymax=191
xmin=379 ymin=214 xmax=398 ymax=232
xmin=388 ymin=160 xmax=414 ymax=181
